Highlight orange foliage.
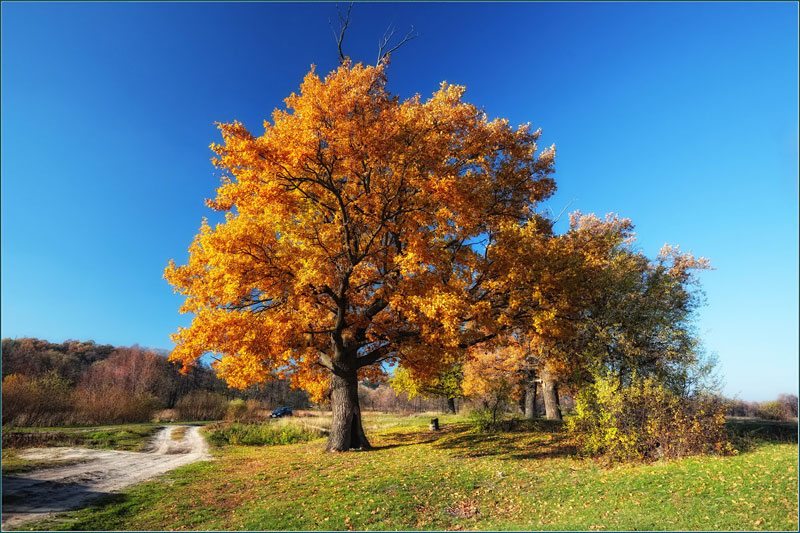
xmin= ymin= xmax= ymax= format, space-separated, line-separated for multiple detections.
xmin=165 ymin=62 xmax=556 ymax=401
xmin=462 ymin=342 xmax=527 ymax=402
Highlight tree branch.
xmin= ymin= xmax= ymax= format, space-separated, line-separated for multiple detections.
xmin=355 ymin=343 xmax=393 ymax=368
xmin=377 ymin=24 xmax=418 ymax=66
xmin=329 ymin=2 xmax=353 ymax=65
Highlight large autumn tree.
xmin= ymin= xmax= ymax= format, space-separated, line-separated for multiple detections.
xmin=165 ymin=61 xmax=557 ymax=451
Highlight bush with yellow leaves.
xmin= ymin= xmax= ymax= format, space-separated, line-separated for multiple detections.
xmin=568 ymin=375 xmax=733 ymax=461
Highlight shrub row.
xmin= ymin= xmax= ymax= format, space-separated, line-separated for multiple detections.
xmin=2 ymin=372 xmax=160 ymax=426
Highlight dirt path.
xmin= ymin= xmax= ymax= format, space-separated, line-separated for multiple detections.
xmin=1 ymin=425 xmax=211 ymax=530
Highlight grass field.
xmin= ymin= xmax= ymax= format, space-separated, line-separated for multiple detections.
xmin=7 ymin=414 xmax=798 ymax=531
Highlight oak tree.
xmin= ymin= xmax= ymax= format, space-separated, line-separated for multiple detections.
xmin=165 ymin=61 xmax=556 ymax=451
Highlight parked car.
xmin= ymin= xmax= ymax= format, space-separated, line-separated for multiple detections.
xmin=270 ymin=406 xmax=293 ymax=418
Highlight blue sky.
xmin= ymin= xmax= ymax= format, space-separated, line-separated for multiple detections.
xmin=2 ymin=2 xmax=797 ymax=401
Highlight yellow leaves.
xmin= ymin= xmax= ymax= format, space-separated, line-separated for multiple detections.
xmin=165 ymin=61 xmax=565 ymax=395
xmin=462 ymin=342 xmax=526 ymax=400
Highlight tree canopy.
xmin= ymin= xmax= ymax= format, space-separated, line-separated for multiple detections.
xmin=165 ymin=59 xmax=712 ymax=450
xmin=165 ymin=60 xmax=559 ymax=450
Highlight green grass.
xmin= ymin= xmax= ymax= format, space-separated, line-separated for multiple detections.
xmin=205 ymin=419 xmax=325 ymax=446
xmin=10 ymin=414 xmax=799 ymax=531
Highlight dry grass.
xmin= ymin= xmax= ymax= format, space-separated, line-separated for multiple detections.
xmin=170 ymin=427 xmax=188 ymax=441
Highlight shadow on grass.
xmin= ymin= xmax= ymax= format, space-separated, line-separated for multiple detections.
xmin=436 ymin=424 xmax=578 ymax=461
xmin=371 ymin=430 xmax=443 ymax=451
xmin=726 ymin=417 xmax=798 ymax=453
xmin=374 ymin=418 xmax=579 ymax=461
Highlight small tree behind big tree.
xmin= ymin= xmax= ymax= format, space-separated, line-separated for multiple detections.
xmin=486 ymin=212 xmax=638 ymax=420
xmin=390 ymin=363 xmax=463 ymax=414
xmin=507 ymin=214 xmax=713 ymax=420
xmin=165 ymin=61 xmax=557 ymax=451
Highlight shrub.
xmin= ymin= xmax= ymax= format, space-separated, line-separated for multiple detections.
xmin=758 ymin=401 xmax=787 ymax=421
xmin=2 ymin=372 xmax=74 ymax=426
xmin=225 ymin=399 xmax=248 ymax=421
xmin=468 ymin=407 xmax=498 ymax=432
xmin=206 ymin=419 xmax=324 ymax=446
xmin=243 ymin=399 xmax=266 ymax=421
xmin=567 ymin=375 xmax=733 ymax=461
xmin=224 ymin=398 xmax=268 ymax=422
xmin=153 ymin=409 xmax=179 ymax=423
xmin=74 ymin=386 xmax=159 ymax=424
xmin=777 ymin=394 xmax=799 ymax=419
xmin=175 ymin=390 xmax=228 ymax=421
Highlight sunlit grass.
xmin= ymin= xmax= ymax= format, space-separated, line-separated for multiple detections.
xmin=205 ymin=419 xmax=324 ymax=446
xmin=14 ymin=415 xmax=797 ymax=531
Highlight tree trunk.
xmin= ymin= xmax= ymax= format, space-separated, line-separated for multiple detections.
xmin=524 ymin=380 xmax=537 ymax=419
xmin=326 ymin=370 xmax=370 ymax=452
xmin=542 ymin=370 xmax=562 ymax=421
xmin=446 ymin=397 xmax=456 ymax=414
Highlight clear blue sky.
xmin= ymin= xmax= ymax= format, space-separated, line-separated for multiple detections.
xmin=2 ymin=2 xmax=797 ymax=401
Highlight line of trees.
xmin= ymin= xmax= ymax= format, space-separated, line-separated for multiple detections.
xmin=1 ymin=338 xmax=309 ymax=426
xmin=728 ymin=394 xmax=799 ymax=421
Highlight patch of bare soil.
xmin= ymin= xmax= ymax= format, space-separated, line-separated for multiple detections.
xmin=1 ymin=425 xmax=210 ymax=529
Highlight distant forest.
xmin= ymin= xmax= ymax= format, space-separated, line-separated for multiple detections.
xmin=1 ymin=337 xmax=309 ymax=426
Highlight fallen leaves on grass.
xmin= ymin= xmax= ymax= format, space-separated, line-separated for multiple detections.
xmin=446 ymin=500 xmax=480 ymax=518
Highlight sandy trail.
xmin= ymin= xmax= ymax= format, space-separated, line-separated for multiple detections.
xmin=1 ymin=425 xmax=211 ymax=530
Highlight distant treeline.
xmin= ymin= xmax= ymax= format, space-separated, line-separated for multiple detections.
xmin=727 ymin=394 xmax=798 ymax=421
xmin=1 ymin=337 xmax=309 ymax=426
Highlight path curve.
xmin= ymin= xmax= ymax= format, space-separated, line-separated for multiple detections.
xmin=1 ymin=425 xmax=211 ymax=529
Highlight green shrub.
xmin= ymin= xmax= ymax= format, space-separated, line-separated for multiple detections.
xmin=206 ymin=419 xmax=324 ymax=446
xmin=467 ymin=408 xmax=525 ymax=433
xmin=567 ymin=375 xmax=733 ymax=461
xmin=468 ymin=407 xmax=498 ymax=432
xmin=224 ymin=399 xmax=264 ymax=422
xmin=225 ymin=399 xmax=247 ymax=421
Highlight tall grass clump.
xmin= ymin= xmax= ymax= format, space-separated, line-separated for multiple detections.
xmin=568 ymin=375 xmax=733 ymax=461
xmin=207 ymin=419 xmax=324 ymax=446
xmin=224 ymin=399 xmax=264 ymax=422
